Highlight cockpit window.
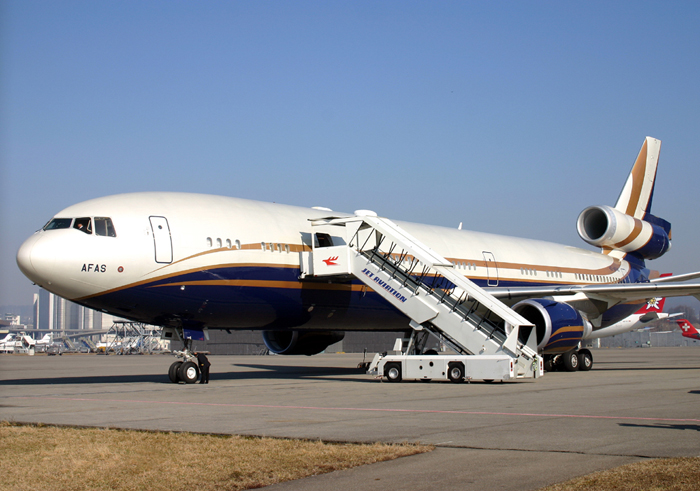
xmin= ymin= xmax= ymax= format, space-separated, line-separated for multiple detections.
xmin=94 ymin=217 xmax=117 ymax=237
xmin=73 ymin=217 xmax=92 ymax=234
xmin=43 ymin=218 xmax=72 ymax=230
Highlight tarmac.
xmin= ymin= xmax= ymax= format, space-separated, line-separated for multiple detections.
xmin=1 ymin=347 xmax=699 ymax=490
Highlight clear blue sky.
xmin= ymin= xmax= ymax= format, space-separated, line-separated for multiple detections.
xmin=2 ymin=1 xmax=700 ymax=307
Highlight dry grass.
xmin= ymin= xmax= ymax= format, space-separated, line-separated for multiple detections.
xmin=539 ymin=457 xmax=700 ymax=491
xmin=0 ymin=422 xmax=431 ymax=491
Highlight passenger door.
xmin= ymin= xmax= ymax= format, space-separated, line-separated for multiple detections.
xmin=149 ymin=216 xmax=173 ymax=264
xmin=482 ymin=251 xmax=499 ymax=287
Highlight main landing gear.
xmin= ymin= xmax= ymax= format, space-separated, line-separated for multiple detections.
xmin=168 ymin=338 xmax=200 ymax=384
xmin=544 ymin=349 xmax=593 ymax=372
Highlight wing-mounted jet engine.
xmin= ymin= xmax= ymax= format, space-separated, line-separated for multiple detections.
xmin=509 ymin=297 xmax=595 ymax=372
xmin=263 ymin=330 xmax=345 ymax=356
xmin=511 ymin=299 xmax=592 ymax=352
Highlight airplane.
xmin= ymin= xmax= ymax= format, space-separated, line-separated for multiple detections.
xmin=586 ymin=296 xmax=680 ymax=338
xmin=35 ymin=333 xmax=53 ymax=346
xmin=677 ymin=319 xmax=700 ymax=340
xmin=0 ymin=332 xmax=36 ymax=353
xmin=0 ymin=333 xmax=17 ymax=353
xmin=15 ymin=136 xmax=700 ymax=382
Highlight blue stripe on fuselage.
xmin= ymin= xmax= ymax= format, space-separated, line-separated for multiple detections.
xmin=78 ymin=263 xmax=650 ymax=331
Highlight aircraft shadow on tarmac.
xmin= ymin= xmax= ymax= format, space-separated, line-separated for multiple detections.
xmin=0 ymin=364 xmax=371 ymax=386
xmin=619 ymin=423 xmax=700 ymax=432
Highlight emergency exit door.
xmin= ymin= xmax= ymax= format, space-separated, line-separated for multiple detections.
xmin=149 ymin=216 xmax=173 ymax=263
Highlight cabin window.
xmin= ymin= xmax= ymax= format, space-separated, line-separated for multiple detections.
xmin=94 ymin=217 xmax=116 ymax=237
xmin=315 ymin=233 xmax=333 ymax=248
xmin=261 ymin=242 xmax=266 ymax=250
xmin=43 ymin=218 xmax=72 ymax=230
xmin=226 ymin=239 xmax=232 ymax=249
xmin=73 ymin=217 xmax=92 ymax=234
xmin=216 ymin=238 xmax=222 ymax=248
xmin=235 ymin=240 xmax=241 ymax=250
xmin=285 ymin=244 xmax=290 ymax=253
xmin=207 ymin=237 xmax=213 ymax=247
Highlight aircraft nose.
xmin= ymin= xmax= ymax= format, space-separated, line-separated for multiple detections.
xmin=17 ymin=232 xmax=54 ymax=286
xmin=17 ymin=233 xmax=40 ymax=283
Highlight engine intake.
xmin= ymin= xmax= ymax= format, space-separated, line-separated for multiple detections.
xmin=577 ymin=205 xmax=670 ymax=259
xmin=263 ymin=330 xmax=344 ymax=356
xmin=511 ymin=299 xmax=591 ymax=354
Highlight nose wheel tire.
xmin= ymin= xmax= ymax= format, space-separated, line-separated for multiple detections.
xmin=178 ymin=361 xmax=199 ymax=384
xmin=168 ymin=361 xmax=183 ymax=383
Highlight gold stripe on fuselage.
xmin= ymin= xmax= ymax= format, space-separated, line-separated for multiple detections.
xmin=77 ymin=241 xmax=628 ymax=301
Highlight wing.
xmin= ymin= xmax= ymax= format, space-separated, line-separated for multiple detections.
xmin=490 ymin=281 xmax=700 ymax=318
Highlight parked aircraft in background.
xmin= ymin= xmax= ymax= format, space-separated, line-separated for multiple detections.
xmin=0 ymin=333 xmax=17 ymax=353
xmin=35 ymin=333 xmax=53 ymax=346
xmin=587 ymin=296 xmax=680 ymax=338
xmin=0 ymin=332 xmax=36 ymax=353
xmin=16 ymin=137 xmax=700 ymax=382
xmin=677 ymin=319 xmax=700 ymax=340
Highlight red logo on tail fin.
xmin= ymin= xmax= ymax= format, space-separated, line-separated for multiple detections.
xmin=636 ymin=297 xmax=666 ymax=314
xmin=678 ymin=320 xmax=700 ymax=339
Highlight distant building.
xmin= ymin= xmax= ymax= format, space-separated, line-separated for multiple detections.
xmin=33 ymin=289 xmax=118 ymax=334
xmin=3 ymin=314 xmax=21 ymax=326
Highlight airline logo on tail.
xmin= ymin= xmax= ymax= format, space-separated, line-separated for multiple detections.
xmin=636 ymin=297 xmax=666 ymax=314
xmin=636 ymin=274 xmax=672 ymax=314
xmin=677 ymin=319 xmax=700 ymax=340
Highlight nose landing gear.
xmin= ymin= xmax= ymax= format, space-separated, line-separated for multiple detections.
xmin=168 ymin=338 xmax=201 ymax=384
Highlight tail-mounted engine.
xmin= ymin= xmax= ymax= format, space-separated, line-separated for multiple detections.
xmin=263 ymin=330 xmax=344 ymax=356
xmin=577 ymin=205 xmax=671 ymax=260
xmin=511 ymin=299 xmax=592 ymax=354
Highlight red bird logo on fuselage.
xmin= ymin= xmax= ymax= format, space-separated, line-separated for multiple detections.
xmin=322 ymin=256 xmax=339 ymax=266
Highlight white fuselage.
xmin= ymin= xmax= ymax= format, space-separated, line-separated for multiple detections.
xmin=17 ymin=192 xmax=639 ymax=333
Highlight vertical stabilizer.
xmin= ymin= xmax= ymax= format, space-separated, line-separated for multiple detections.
xmin=614 ymin=136 xmax=662 ymax=219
